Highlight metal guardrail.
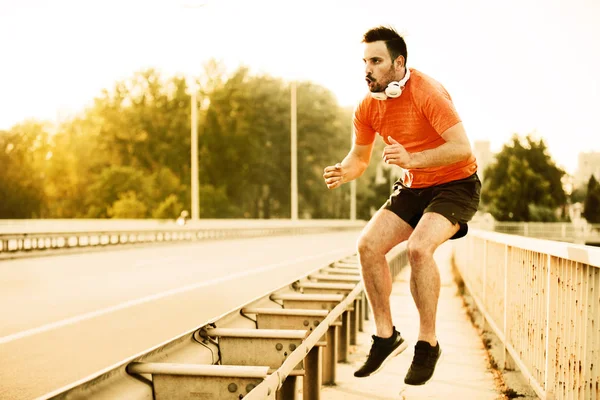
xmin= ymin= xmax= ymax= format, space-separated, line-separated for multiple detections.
xmin=472 ymin=221 xmax=600 ymax=245
xmin=0 ymin=219 xmax=366 ymax=258
xmin=453 ymin=229 xmax=600 ymax=400
xmin=40 ymin=242 xmax=407 ymax=400
xmin=243 ymin=283 xmax=365 ymax=400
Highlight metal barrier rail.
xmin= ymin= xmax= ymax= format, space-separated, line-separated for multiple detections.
xmin=243 ymin=282 xmax=365 ymax=399
xmin=453 ymin=229 xmax=600 ymax=400
xmin=0 ymin=219 xmax=365 ymax=258
xmin=41 ymin=243 xmax=408 ymax=400
xmin=471 ymin=221 xmax=600 ymax=244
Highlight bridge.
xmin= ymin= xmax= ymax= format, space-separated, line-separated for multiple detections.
xmin=1 ymin=219 xmax=598 ymax=400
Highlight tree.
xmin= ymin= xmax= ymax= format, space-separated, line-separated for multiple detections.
xmin=90 ymin=69 xmax=191 ymax=175
xmin=200 ymin=67 xmax=353 ymax=218
xmin=583 ymin=175 xmax=600 ymax=223
xmin=481 ymin=134 xmax=567 ymax=221
xmin=152 ymin=194 xmax=183 ymax=219
xmin=570 ymin=185 xmax=587 ymax=204
xmin=3 ymin=62 xmax=377 ymax=220
xmin=108 ymin=191 xmax=148 ymax=218
xmin=0 ymin=122 xmax=49 ymax=218
xmin=295 ymin=83 xmax=354 ymax=219
xmin=85 ymin=166 xmax=149 ymax=218
xmin=42 ymin=116 xmax=110 ymax=217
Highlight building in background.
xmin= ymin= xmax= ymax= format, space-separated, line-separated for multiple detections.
xmin=574 ymin=151 xmax=600 ymax=188
xmin=473 ymin=140 xmax=494 ymax=182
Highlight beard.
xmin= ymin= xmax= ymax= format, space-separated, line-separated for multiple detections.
xmin=366 ymin=80 xmax=386 ymax=93
xmin=366 ymin=65 xmax=397 ymax=93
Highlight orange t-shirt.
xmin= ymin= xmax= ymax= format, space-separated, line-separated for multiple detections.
xmin=353 ymin=68 xmax=477 ymax=188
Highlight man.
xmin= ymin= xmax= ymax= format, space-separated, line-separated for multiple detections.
xmin=322 ymin=26 xmax=480 ymax=386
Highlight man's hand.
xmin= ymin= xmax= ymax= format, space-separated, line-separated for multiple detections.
xmin=382 ymin=136 xmax=412 ymax=168
xmin=323 ymin=163 xmax=345 ymax=189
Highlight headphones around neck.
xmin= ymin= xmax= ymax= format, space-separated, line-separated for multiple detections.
xmin=371 ymin=68 xmax=411 ymax=101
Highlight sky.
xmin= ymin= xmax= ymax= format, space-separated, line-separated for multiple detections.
xmin=0 ymin=0 xmax=598 ymax=175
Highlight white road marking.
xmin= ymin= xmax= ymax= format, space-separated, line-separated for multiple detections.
xmin=0 ymin=248 xmax=354 ymax=345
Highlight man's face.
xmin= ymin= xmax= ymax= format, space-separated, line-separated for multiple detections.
xmin=363 ymin=41 xmax=398 ymax=93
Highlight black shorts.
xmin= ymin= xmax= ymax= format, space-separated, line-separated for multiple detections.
xmin=382 ymin=173 xmax=481 ymax=240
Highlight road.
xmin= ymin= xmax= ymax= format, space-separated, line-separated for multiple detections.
xmin=0 ymin=231 xmax=360 ymax=400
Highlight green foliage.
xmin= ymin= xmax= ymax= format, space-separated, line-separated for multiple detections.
xmin=43 ymin=117 xmax=107 ymax=217
xmin=91 ymin=69 xmax=191 ymax=177
xmin=199 ymin=184 xmax=238 ymax=218
xmin=296 ymin=84 xmax=354 ymax=219
xmin=481 ymin=134 xmax=567 ymax=221
xmin=200 ymin=67 xmax=353 ymax=218
xmin=58 ymin=69 xmax=191 ymax=218
xmin=0 ymin=122 xmax=49 ymax=218
xmin=1 ymin=62 xmax=384 ymax=220
xmin=86 ymin=166 xmax=148 ymax=218
xmin=152 ymin=194 xmax=184 ymax=219
xmin=570 ymin=186 xmax=587 ymax=204
xmin=528 ymin=204 xmax=559 ymax=222
xmin=583 ymin=175 xmax=600 ymax=223
xmin=200 ymin=68 xmax=289 ymax=217
xmin=108 ymin=191 xmax=148 ymax=218
xmin=146 ymin=167 xmax=186 ymax=213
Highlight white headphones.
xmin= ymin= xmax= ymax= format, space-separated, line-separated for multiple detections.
xmin=371 ymin=68 xmax=411 ymax=101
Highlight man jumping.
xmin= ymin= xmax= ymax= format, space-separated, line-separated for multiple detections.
xmin=323 ymin=26 xmax=480 ymax=385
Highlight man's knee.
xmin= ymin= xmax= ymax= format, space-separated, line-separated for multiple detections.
xmin=357 ymin=233 xmax=383 ymax=259
xmin=407 ymin=238 xmax=435 ymax=265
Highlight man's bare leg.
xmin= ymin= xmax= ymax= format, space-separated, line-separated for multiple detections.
xmin=406 ymin=212 xmax=460 ymax=345
xmin=357 ymin=209 xmax=413 ymax=338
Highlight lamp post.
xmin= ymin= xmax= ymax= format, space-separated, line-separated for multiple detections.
xmin=179 ymin=1 xmax=206 ymax=221
xmin=190 ymin=80 xmax=199 ymax=220
xmin=290 ymin=80 xmax=298 ymax=220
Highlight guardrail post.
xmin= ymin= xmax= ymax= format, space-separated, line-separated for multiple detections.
xmin=584 ymin=264 xmax=599 ymax=400
xmin=502 ymin=244 xmax=516 ymax=371
xmin=339 ymin=311 xmax=350 ymax=362
xmin=358 ymin=295 xmax=364 ymax=332
xmin=481 ymin=240 xmax=489 ymax=331
xmin=302 ymin=346 xmax=321 ymax=400
xmin=277 ymin=375 xmax=297 ymax=400
xmin=322 ymin=324 xmax=338 ymax=385
xmin=350 ymin=299 xmax=359 ymax=345
xmin=544 ymin=255 xmax=557 ymax=399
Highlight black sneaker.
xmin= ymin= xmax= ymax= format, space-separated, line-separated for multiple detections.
xmin=354 ymin=329 xmax=407 ymax=377
xmin=404 ymin=340 xmax=442 ymax=385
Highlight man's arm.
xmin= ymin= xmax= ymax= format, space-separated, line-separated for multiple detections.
xmin=323 ymin=142 xmax=374 ymax=189
xmin=382 ymin=122 xmax=472 ymax=169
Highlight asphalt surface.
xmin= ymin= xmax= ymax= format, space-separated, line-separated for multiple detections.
xmin=0 ymin=231 xmax=360 ymax=400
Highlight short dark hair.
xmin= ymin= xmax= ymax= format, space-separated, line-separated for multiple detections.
xmin=362 ymin=26 xmax=408 ymax=66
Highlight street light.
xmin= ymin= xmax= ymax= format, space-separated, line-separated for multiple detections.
xmin=190 ymin=79 xmax=199 ymax=220
xmin=291 ymin=80 xmax=298 ymax=220
xmin=179 ymin=1 xmax=206 ymax=221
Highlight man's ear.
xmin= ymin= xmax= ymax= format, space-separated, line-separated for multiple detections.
xmin=394 ymin=55 xmax=405 ymax=70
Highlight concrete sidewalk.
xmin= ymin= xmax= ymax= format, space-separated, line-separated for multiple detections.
xmin=320 ymin=243 xmax=503 ymax=400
